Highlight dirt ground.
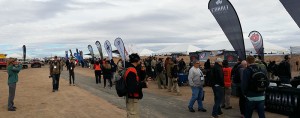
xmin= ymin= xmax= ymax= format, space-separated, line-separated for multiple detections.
xmin=0 ymin=67 xmax=125 ymax=118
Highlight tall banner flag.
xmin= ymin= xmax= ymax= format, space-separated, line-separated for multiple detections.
xmin=76 ymin=48 xmax=79 ymax=55
xmin=104 ymin=40 xmax=113 ymax=60
xmin=88 ymin=45 xmax=95 ymax=60
xmin=280 ymin=0 xmax=300 ymax=28
xmin=65 ymin=51 xmax=69 ymax=59
xmin=208 ymin=0 xmax=246 ymax=60
xmin=95 ymin=41 xmax=104 ymax=60
xmin=22 ymin=45 xmax=26 ymax=62
xmin=248 ymin=31 xmax=264 ymax=60
xmin=199 ymin=51 xmax=210 ymax=62
xmin=223 ymin=51 xmax=238 ymax=67
xmin=69 ymin=49 xmax=73 ymax=57
xmin=114 ymin=37 xmax=126 ymax=67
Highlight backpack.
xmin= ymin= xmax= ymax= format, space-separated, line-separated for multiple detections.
xmin=156 ymin=62 xmax=163 ymax=73
xmin=171 ymin=65 xmax=178 ymax=78
xmin=248 ymin=65 xmax=269 ymax=92
xmin=115 ymin=67 xmax=137 ymax=97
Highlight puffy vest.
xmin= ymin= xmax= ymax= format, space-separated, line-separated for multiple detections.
xmin=223 ymin=67 xmax=232 ymax=87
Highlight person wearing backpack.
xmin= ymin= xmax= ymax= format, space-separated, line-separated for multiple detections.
xmin=102 ymin=60 xmax=113 ymax=88
xmin=125 ymin=53 xmax=146 ymax=118
xmin=167 ymin=59 xmax=181 ymax=96
xmin=156 ymin=58 xmax=167 ymax=89
xmin=278 ymin=55 xmax=291 ymax=84
xmin=242 ymin=56 xmax=269 ymax=118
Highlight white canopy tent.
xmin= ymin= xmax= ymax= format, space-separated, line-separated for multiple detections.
xmin=204 ymin=40 xmax=288 ymax=54
xmin=138 ymin=49 xmax=154 ymax=56
xmin=154 ymin=44 xmax=201 ymax=55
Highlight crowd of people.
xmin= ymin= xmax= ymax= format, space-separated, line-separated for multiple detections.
xmin=5 ymin=53 xmax=296 ymax=118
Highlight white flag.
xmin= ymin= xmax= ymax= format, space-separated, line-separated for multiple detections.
xmin=114 ymin=37 xmax=126 ymax=67
xmin=104 ymin=40 xmax=113 ymax=60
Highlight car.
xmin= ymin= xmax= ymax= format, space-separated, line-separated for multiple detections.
xmin=31 ymin=60 xmax=42 ymax=68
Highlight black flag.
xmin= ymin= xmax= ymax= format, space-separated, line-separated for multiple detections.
xmin=208 ymin=0 xmax=246 ymax=60
xmin=280 ymin=0 xmax=300 ymax=28
xmin=22 ymin=45 xmax=26 ymax=62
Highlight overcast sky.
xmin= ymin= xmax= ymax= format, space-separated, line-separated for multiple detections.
xmin=0 ymin=0 xmax=299 ymax=58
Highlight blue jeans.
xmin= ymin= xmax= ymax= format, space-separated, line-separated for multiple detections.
xmin=245 ymin=100 xmax=265 ymax=118
xmin=52 ymin=74 xmax=60 ymax=90
xmin=188 ymin=86 xmax=204 ymax=109
xmin=212 ymin=86 xmax=223 ymax=116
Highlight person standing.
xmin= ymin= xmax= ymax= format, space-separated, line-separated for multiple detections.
xmin=93 ymin=60 xmax=102 ymax=85
xmin=102 ymin=60 xmax=113 ymax=88
xmin=7 ymin=58 xmax=22 ymax=111
xmin=166 ymin=59 xmax=181 ymax=96
xmin=221 ymin=60 xmax=232 ymax=109
xmin=50 ymin=56 xmax=62 ymax=92
xmin=178 ymin=58 xmax=186 ymax=73
xmin=188 ymin=60 xmax=207 ymax=112
xmin=156 ymin=58 xmax=167 ymax=89
xmin=242 ymin=55 xmax=269 ymax=118
xmin=278 ymin=55 xmax=292 ymax=84
xmin=238 ymin=60 xmax=247 ymax=116
xmin=211 ymin=58 xmax=224 ymax=118
xmin=125 ymin=54 xmax=146 ymax=118
xmin=204 ymin=59 xmax=211 ymax=86
xmin=68 ymin=58 xmax=76 ymax=86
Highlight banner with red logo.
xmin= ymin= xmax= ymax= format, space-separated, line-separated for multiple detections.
xmin=280 ymin=0 xmax=300 ymax=28
xmin=248 ymin=31 xmax=264 ymax=60
xmin=208 ymin=0 xmax=246 ymax=60
xmin=199 ymin=51 xmax=210 ymax=62
xmin=223 ymin=51 xmax=238 ymax=67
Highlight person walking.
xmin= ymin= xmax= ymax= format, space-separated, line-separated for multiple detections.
xmin=166 ymin=58 xmax=181 ymax=96
xmin=238 ymin=60 xmax=247 ymax=117
xmin=221 ymin=60 xmax=232 ymax=109
xmin=102 ymin=60 xmax=113 ymax=88
xmin=7 ymin=58 xmax=22 ymax=111
xmin=125 ymin=53 xmax=146 ymax=118
xmin=93 ymin=60 xmax=102 ymax=85
xmin=204 ymin=59 xmax=212 ymax=86
xmin=242 ymin=55 xmax=269 ymax=118
xmin=68 ymin=58 xmax=76 ymax=86
xmin=188 ymin=60 xmax=207 ymax=112
xmin=50 ymin=56 xmax=62 ymax=92
xmin=211 ymin=58 xmax=224 ymax=118
xmin=156 ymin=58 xmax=167 ymax=89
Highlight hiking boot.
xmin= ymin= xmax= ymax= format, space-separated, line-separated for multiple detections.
xmin=198 ymin=108 xmax=207 ymax=112
xmin=225 ymin=106 xmax=232 ymax=109
xmin=188 ymin=107 xmax=195 ymax=112
xmin=8 ymin=108 xmax=16 ymax=111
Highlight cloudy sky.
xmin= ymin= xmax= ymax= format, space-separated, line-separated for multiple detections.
xmin=0 ymin=0 xmax=299 ymax=58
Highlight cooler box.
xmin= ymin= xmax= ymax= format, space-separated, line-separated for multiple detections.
xmin=178 ymin=73 xmax=188 ymax=86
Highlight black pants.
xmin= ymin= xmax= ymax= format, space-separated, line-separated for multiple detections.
xmin=69 ymin=71 xmax=75 ymax=84
xmin=103 ymin=75 xmax=112 ymax=87
xmin=237 ymin=86 xmax=246 ymax=115
xmin=95 ymin=70 xmax=101 ymax=84
xmin=52 ymin=74 xmax=60 ymax=90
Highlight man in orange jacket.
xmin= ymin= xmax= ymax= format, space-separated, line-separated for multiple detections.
xmin=222 ymin=60 xmax=232 ymax=109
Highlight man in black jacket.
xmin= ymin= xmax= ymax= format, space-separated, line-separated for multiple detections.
xmin=278 ymin=55 xmax=292 ymax=84
xmin=211 ymin=58 xmax=224 ymax=118
xmin=125 ymin=53 xmax=146 ymax=118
